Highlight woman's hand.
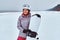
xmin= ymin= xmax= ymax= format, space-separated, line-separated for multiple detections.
xmin=23 ymin=29 xmax=31 ymax=33
xmin=23 ymin=29 xmax=28 ymax=33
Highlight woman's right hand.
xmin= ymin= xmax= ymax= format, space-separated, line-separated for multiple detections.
xmin=23 ymin=29 xmax=31 ymax=33
xmin=23 ymin=29 xmax=28 ymax=33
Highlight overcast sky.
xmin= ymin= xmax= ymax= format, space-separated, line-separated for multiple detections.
xmin=0 ymin=0 xmax=60 ymax=11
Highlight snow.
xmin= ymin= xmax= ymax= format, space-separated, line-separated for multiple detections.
xmin=0 ymin=11 xmax=60 ymax=40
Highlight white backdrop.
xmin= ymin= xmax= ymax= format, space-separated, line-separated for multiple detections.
xmin=0 ymin=11 xmax=60 ymax=40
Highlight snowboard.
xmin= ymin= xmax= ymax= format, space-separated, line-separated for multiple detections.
xmin=26 ymin=13 xmax=41 ymax=40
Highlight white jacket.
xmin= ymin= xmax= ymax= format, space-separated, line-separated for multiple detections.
xmin=17 ymin=13 xmax=31 ymax=38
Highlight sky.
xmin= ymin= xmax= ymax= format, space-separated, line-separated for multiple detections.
xmin=0 ymin=0 xmax=60 ymax=12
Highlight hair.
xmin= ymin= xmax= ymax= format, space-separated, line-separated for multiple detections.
xmin=22 ymin=9 xmax=30 ymax=16
xmin=23 ymin=9 xmax=30 ymax=13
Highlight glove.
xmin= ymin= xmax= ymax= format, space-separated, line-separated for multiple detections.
xmin=23 ymin=29 xmax=31 ymax=33
xmin=23 ymin=29 xmax=28 ymax=33
xmin=27 ymin=29 xmax=31 ymax=32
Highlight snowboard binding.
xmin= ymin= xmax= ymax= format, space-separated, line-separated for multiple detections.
xmin=27 ymin=29 xmax=38 ymax=38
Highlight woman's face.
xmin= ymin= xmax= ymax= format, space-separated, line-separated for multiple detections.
xmin=23 ymin=8 xmax=29 ymax=15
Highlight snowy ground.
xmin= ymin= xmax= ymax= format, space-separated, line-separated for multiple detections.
xmin=0 ymin=11 xmax=60 ymax=40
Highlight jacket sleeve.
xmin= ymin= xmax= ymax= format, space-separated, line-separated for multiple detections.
xmin=17 ymin=17 xmax=24 ymax=31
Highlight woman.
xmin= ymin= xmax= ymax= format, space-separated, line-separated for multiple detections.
xmin=17 ymin=7 xmax=31 ymax=40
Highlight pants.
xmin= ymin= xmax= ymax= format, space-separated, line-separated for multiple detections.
xmin=17 ymin=36 xmax=26 ymax=40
